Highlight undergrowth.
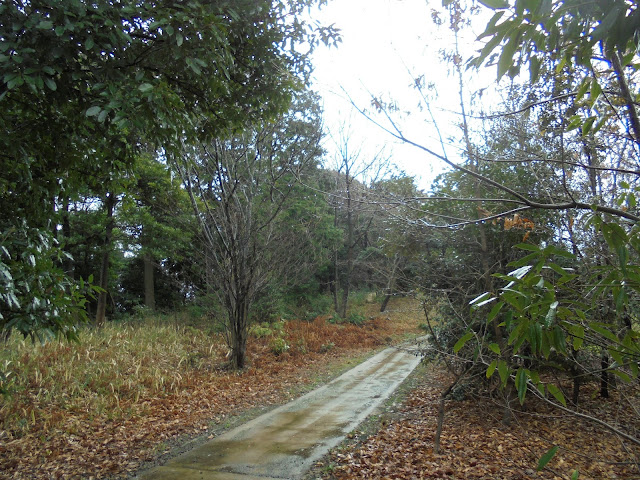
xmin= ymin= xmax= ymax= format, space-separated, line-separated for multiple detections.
xmin=0 ymin=297 xmax=424 ymax=479
xmin=0 ymin=296 xmax=423 ymax=473
xmin=0 ymin=320 xmax=226 ymax=439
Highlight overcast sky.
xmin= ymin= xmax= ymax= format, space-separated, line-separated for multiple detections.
xmin=309 ymin=0 xmax=497 ymax=190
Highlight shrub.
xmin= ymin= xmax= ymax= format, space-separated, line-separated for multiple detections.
xmin=269 ymin=337 xmax=289 ymax=355
xmin=346 ymin=311 xmax=365 ymax=326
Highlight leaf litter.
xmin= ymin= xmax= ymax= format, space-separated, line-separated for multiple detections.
xmin=320 ymin=364 xmax=640 ymax=480
xmin=0 ymin=298 xmax=422 ymax=479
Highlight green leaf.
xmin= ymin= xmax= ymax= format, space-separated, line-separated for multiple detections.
xmin=537 ymin=445 xmax=559 ymax=471
xmin=176 ymin=33 xmax=184 ymax=46
xmin=611 ymin=369 xmax=631 ymax=383
xmin=487 ymin=359 xmax=497 ymax=378
xmin=44 ymin=77 xmax=57 ymax=91
xmin=488 ymin=342 xmax=501 ymax=355
xmin=576 ymin=78 xmax=590 ymax=101
xmin=601 ymin=223 xmax=628 ymax=264
xmin=478 ymin=0 xmax=508 ymax=8
xmin=529 ymin=56 xmax=541 ymax=83
xmin=581 ymin=116 xmax=596 ymax=136
xmin=569 ymin=324 xmax=584 ymax=350
xmin=530 ymin=322 xmax=542 ymax=354
xmin=487 ymin=301 xmax=504 ymax=323
xmin=86 ymin=37 xmax=95 ymax=51
xmin=6 ymin=74 xmax=23 ymax=89
xmin=553 ymin=325 xmax=567 ymax=354
xmin=608 ymin=346 xmax=624 ymax=366
xmin=498 ymin=33 xmax=519 ymax=80
xmin=186 ymin=58 xmax=202 ymax=75
xmin=566 ymin=115 xmax=582 ymax=131
xmin=515 ymin=243 xmax=541 ymax=252
xmin=545 ymin=301 xmax=558 ymax=326
xmin=589 ymin=79 xmax=602 ymax=107
xmin=589 ymin=322 xmax=620 ymax=343
xmin=508 ymin=319 xmax=527 ymax=346
xmin=547 ymin=383 xmax=566 ymax=406
xmin=86 ymin=106 xmax=101 ymax=117
xmin=479 ymin=11 xmax=506 ymax=40
xmin=541 ymin=330 xmax=551 ymax=358
xmin=515 ymin=367 xmax=528 ymax=404
xmin=571 ymin=470 xmax=579 ymax=480
xmin=498 ymin=359 xmax=509 ymax=386
xmin=138 ymin=83 xmax=153 ymax=92
xmin=591 ymin=7 xmax=622 ymax=42
xmin=454 ymin=331 xmax=474 ymax=353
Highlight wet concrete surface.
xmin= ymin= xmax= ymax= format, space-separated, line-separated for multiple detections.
xmin=136 ymin=343 xmax=423 ymax=480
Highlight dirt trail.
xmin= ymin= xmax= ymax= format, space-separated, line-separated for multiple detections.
xmin=136 ymin=341 xmax=423 ymax=480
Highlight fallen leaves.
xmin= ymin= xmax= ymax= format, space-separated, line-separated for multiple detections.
xmin=322 ymin=365 xmax=640 ymax=480
xmin=0 ymin=297 xmax=423 ymax=479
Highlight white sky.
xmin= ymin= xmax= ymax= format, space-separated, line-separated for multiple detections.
xmin=309 ymin=0 xmax=498 ymax=190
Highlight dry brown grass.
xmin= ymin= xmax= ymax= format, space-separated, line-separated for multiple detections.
xmin=0 ymin=297 xmax=423 ymax=479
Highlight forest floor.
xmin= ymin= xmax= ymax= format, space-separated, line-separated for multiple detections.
xmin=0 ymin=297 xmax=423 ymax=479
xmin=3 ymin=297 xmax=639 ymax=480
xmin=309 ymin=363 xmax=640 ymax=480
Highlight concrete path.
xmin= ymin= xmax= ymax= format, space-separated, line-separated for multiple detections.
xmin=137 ymin=343 xmax=423 ymax=480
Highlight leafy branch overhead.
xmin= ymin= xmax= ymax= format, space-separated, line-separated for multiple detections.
xmin=471 ymin=0 xmax=640 ymax=142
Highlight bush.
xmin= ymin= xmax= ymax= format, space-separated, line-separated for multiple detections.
xmin=347 ymin=311 xmax=366 ymax=326
xmin=269 ymin=337 xmax=289 ymax=355
xmin=302 ymin=294 xmax=333 ymax=321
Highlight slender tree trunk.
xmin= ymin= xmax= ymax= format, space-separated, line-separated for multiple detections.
xmin=230 ymin=298 xmax=249 ymax=369
xmin=380 ymin=253 xmax=399 ymax=313
xmin=453 ymin=27 xmax=500 ymax=346
xmin=340 ymin=174 xmax=354 ymax=319
xmin=608 ymin=46 xmax=640 ymax=147
xmin=332 ymin=206 xmax=339 ymax=312
xmin=571 ymin=364 xmax=581 ymax=405
xmin=95 ymin=192 xmax=116 ymax=327
xmin=143 ymin=252 xmax=155 ymax=311
xmin=600 ymin=351 xmax=610 ymax=398
xmin=60 ymin=196 xmax=74 ymax=279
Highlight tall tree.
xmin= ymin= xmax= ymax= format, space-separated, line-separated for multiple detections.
xmin=325 ymin=127 xmax=387 ymax=318
xmin=179 ymin=91 xmax=324 ymax=369
xmin=118 ymin=154 xmax=195 ymax=312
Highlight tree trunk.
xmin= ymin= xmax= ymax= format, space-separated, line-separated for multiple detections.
xmin=380 ymin=294 xmax=392 ymax=313
xmin=340 ymin=174 xmax=354 ymax=319
xmin=380 ymin=253 xmax=399 ymax=313
xmin=600 ymin=351 xmax=610 ymax=398
xmin=60 ymin=196 xmax=74 ymax=279
xmin=572 ymin=369 xmax=581 ymax=406
xmin=143 ymin=252 xmax=155 ymax=311
xmin=332 ymin=207 xmax=340 ymax=313
xmin=95 ymin=192 xmax=116 ymax=327
xmin=230 ymin=298 xmax=249 ymax=369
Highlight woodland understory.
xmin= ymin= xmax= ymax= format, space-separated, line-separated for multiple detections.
xmin=319 ymin=364 xmax=640 ymax=480
xmin=0 ymin=299 xmax=420 ymax=479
